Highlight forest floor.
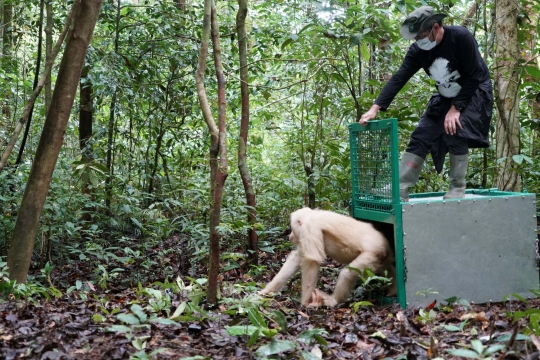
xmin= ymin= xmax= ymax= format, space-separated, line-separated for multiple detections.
xmin=1 ymin=234 xmax=540 ymax=360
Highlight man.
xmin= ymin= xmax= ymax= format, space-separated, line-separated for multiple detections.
xmin=359 ymin=6 xmax=493 ymax=201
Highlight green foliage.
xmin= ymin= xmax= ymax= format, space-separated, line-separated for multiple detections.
xmin=100 ymin=275 xmax=216 ymax=358
xmin=297 ymin=328 xmax=329 ymax=346
xmin=8 ymin=281 xmax=52 ymax=302
xmin=175 ymin=276 xmax=209 ymax=307
xmin=447 ymin=340 xmax=505 ymax=359
xmin=0 ymin=260 xmax=13 ymax=294
xmin=220 ymin=293 xmax=269 ymax=315
xmin=417 ymin=308 xmax=437 ymax=325
xmin=350 ymin=268 xmax=393 ymax=303
xmin=0 ymin=259 xmax=64 ymax=302
xmin=108 ymin=303 xmax=174 ymax=359
xmin=220 ymin=282 xmax=330 ymax=356
xmin=255 ymin=339 xmax=297 ymax=357
xmin=506 ymin=289 xmax=540 ymax=336
xmin=221 ymin=287 xmax=281 ymax=342
xmin=0 ymin=165 xmax=28 ymax=254
xmin=226 ymin=307 xmax=279 ymax=342
xmin=503 ymin=292 xmax=528 ymax=304
xmin=441 ymin=318 xmax=469 ymax=333
xmin=351 ymin=300 xmax=373 ymax=312
xmin=512 ymin=308 xmax=540 ymax=336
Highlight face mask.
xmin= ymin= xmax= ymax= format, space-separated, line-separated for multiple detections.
xmin=416 ymin=28 xmax=437 ymax=50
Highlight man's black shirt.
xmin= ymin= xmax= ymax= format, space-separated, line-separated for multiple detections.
xmin=375 ymin=25 xmax=491 ymax=113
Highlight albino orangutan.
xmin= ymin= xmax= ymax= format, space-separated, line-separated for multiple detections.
xmin=259 ymin=207 xmax=396 ymax=307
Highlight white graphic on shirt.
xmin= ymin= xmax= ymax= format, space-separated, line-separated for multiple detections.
xmin=428 ymin=58 xmax=461 ymax=98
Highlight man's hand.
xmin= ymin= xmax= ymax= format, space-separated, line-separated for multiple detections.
xmin=358 ymin=104 xmax=381 ymax=125
xmin=445 ymin=105 xmax=462 ymax=135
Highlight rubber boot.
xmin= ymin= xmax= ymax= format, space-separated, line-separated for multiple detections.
xmin=443 ymin=153 xmax=468 ymax=199
xmin=399 ymin=152 xmax=424 ymax=202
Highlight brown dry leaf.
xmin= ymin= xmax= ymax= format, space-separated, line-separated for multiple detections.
xmin=460 ymin=311 xmax=485 ymax=321
xmin=1 ymin=232 xmax=539 ymax=360
xmin=147 ymin=335 xmax=160 ymax=347
xmin=396 ymin=310 xmax=421 ymax=335
xmin=396 ymin=311 xmax=407 ymax=322
xmin=356 ymin=339 xmax=376 ymax=351
xmin=474 ymin=316 xmax=490 ymax=330
xmin=473 ymin=312 xmax=488 ymax=321
xmin=459 ymin=312 xmax=476 ymax=320
xmin=460 ymin=311 xmax=489 ymax=329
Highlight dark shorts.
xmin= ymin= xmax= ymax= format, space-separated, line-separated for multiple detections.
xmin=406 ymin=87 xmax=493 ymax=165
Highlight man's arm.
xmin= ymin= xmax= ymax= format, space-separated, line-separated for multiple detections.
xmin=373 ymin=46 xmax=422 ymax=111
xmin=359 ymin=104 xmax=381 ymax=125
xmin=359 ymin=46 xmax=421 ymax=123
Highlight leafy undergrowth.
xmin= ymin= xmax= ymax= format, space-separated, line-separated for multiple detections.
xmin=1 ymin=235 xmax=540 ymax=359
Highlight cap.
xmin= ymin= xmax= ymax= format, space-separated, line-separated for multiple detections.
xmin=399 ymin=6 xmax=448 ymax=40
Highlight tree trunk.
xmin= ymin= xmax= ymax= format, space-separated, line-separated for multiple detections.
xmin=7 ymin=0 xmax=103 ymax=283
xmin=16 ymin=0 xmax=45 ymax=165
xmin=174 ymin=0 xmax=186 ymax=12
xmin=148 ymin=116 xmax=165 ymax=196
xmin=305 ymin=166 xmax=315 ymax=209
xmin=298 ymin=81 xmax=316 ymax=208
xmin=494 ymin=0 xmax=520 ymax=191
xmin=209 ymin=0 xmax=228 ymax=305
xmin=148 ymin=78 xmax=175 ymax=198
xmin=80 ymin=66 xmax=93 ymax=162
xmin=299 ymin=76 xmax=328 ymax=210
xmin=523 ymin=4 xmax=540 ymax=130
xmin=105 ymin=0 xmax=121 ymax=212
xmin=2 ymin=0 xmax=13 ymax=119
xmin=461 ymin=2 xmax=479 ymax=28
xmin=236 ymin=0 xmax=258 ymax=265
xmin=2 ymin=1 xmax=13 ymax=54
xmin=79 ymin=63 xmax=95 ymax=216
xmin=195 ymin=0 xmax=228 ymax=305
xmin=45 ymin=0 xmax=54 ymax=112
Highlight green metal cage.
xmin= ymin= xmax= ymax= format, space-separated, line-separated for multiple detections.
xmin=348 ymin=119 xmax=538 ymax=308
xmin=349 ymin=118 xmax=406 ymax=307
xmin=349 ymin=119 xmax=400 ymax=222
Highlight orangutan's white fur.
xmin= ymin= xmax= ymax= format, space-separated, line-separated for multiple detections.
xmin=259 ymin=207 xmax=396 ymax=307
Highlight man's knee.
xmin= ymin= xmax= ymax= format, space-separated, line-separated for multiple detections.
xmin=405 ymin=138 xmax=430 ymax=159
xmin=444 ymin=135 xmax=468 ymax=155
